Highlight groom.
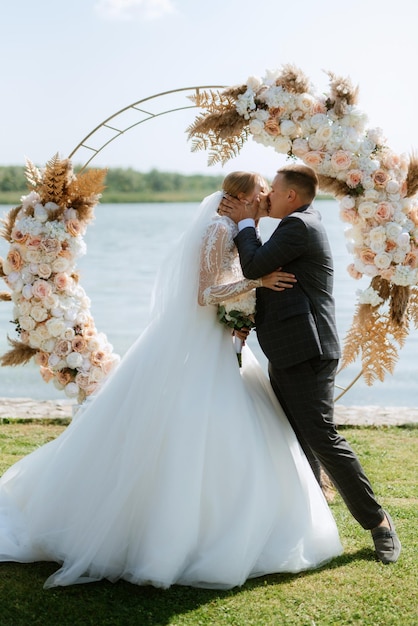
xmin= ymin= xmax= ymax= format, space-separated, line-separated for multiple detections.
xmin=219 ymin=163 xmax=401 ymax=564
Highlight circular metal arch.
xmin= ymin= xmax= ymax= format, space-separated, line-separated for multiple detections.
xmin=68 ymin=85 xmax=360 ymax=402
xmin=68 ymin=85 xmax=226 ymax=169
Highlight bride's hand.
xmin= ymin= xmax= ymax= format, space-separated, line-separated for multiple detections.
xmin=261 ymin=268 xmax=297 ymax=291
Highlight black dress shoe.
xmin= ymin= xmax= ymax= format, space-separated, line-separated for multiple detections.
xmin=371 ymin=510 xmax=401 ymax=564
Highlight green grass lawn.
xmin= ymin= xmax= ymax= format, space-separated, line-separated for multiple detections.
xmin=0 ymin=423 xmax=416 ymax=626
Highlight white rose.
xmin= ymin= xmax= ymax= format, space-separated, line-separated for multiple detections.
xmin=392 ymin=250 xmax=407 ymax=264
xmin=6 ymin=271 xmax=20 ymax=285
xmin=249 ymin=119 xmax=265 ymax=135
xmin=386 ymin=180 xmax=400 ymax=194
xmin=89 ymin=367 xmax=106 ymax=383
xmin=273 ymin=136 xmax=292 ymax=154
xmin=369 ymin=226 xmax=387 ymax=252
xmin=30 ymin=304 xmax=48 ymax=322
xmin=28 ymin=330 xmax=44 ymax=348
xmin=364 ymin=189 xmax=379 ymax=201
xmin=53 ymin=379 xmax=65 ymax=390
xmin=64 ymin=382 xmax=80 ymax=398
xmin=310 ymin=113 xmax=328 ymax=129
xmin=66 ymin=351 xmax=84 ymax=368
xmin=51 ymin=307 xmax=65 ymax=318
xmin=297 ymin=93 xmax=315 ymax=112
xmin=34 ymin=203 xmax=49 ymax=223
xmin=19 ymin=315 xmax=36 ymax=331
xmin=52 ymin=257 xmax=71 ymax=273
xmin=386 ymin=222 xmax=403 ymax=240
xmin=341 ymin=196 xmax=357 ymax=211
xmin=315 ymin=125 xmax=333 ymax=145
xmin=358 ymin=201 xmax=377 ymax=219
xmin=41 ymin=338 xmax=56 ymax=352
xmin=374 ymin=252 xmax=392 ymax=269
xmin=63 ymin=327 xmax=76 ymax=340
xmin=308 ymin=134 xmax=324 ymax=150
xmin=46 ymin=318 xmax=67 ymax=337
xmin=48 ymin=353 xmax=61 ymax=368
xmin=22 ymin=284 xmax=33 ymax=300
xmin=18 ymin=300 xmax=31 ymax=316
xmin=280 ymin=120 xmax=297 ymax=137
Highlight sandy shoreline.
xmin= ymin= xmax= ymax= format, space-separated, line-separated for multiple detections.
xmin=0 ymin=397 xmax=417 ymax=426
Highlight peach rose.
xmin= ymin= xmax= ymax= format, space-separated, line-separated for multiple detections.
xmin=55 ymin=339 xmax=73 ymax=358
xmin=312 ymin=101 xmax=327 ymax=115
xmin=72 ymin=336 xmax=88 ymax=352
xmin=32 ymin=279 xmax=52 ymax=300
xmin=56 ymin=369 xmax=74 ymax=386
xmin=264 ymin=117 xmax=281 ymax=136
xmin=291 ymin=138 xmax=309 ymax=158
xmin=75 ymin=372 xmax=91 ymax=390
xmin=330 ymin=150 xmax=352 ymax=171
xmin=375 ymin=202 xmax=394 ymax=223
xmin=385 ymin=240 xmax=397 ymax=252
xmin=11 ymin=229 xmax=29 ymax=244
xmin=303 ymin=151 xmax=324 ymax=168
xmin=27 ymin=236 xmax=42 ymax=249
xmin=7 ymin=248 xmax=23 ymax=271
xmin=372 ymin=169 xmax=390 ymax=188
xmin=403 ymin=251 xmax=418 ymax=268
xmin=346 ymin=170 xmax=364 ymax=189
xmin=35 ymin=351 xmax=50 ymax=367
xmin=380 ymin=267 xmax=395 ymax=281
xmin=54 ymin=273 xmax=70 ymax=291
xmin=41 ymin=238 xmax=61 ymax=255
xmin=40 ymin=366 xmax=55 ymax=383
xmin=66 ymin=219 xmax=83 ymax=237
xmin=359 ymin=249 xmax=376 ymax=265
xmin=347 ymin=263 xmax=363 ymax=279
xmin=20 ymin=330 xmax=30 ymax=344
xmin=90 ymin=350 xmax=107 ymax=366
xmin=339 ymin=208 xmax=359 ymax=224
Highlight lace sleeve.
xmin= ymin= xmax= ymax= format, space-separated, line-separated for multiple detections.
xmin=198 ymin=221 xmax=261 ymax=306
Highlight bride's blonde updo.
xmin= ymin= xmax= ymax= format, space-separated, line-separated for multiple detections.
xmin=222 ymin=171 xmax=267 ymax=198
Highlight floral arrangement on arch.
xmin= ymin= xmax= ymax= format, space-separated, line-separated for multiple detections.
xmin=187 ymin=65 xmax=418 ymax=384
xmin=0 ymin=155 xmax=120 ymax=402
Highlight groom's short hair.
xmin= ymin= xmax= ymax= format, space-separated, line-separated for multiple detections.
xmin=278 ymin=164 xmax=318 ymax=202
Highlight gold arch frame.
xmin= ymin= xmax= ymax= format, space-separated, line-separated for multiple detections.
xmin=68 ymin=85 xmax=360 ymax=402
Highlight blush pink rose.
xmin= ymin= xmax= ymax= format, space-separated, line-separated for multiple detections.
xmin=303 ymin=151 xmax=324 ymax=168
xmin=27 ymin=236 xmax=42 ymax=249
xmin=375 ymin=202 xmax=394 ymax=223
xmin=32 ymin=279 xmax=52 ymax=299
xmin=11 ymin=229 xmax=29 ymax=244
xmin=35 ymin=351 xmax=49 ymax=367
xmin=347 ymin=263 xmax=363 ymax=279
xmin=54 ymin=273 xmax=70 ymax=291
xmin=346 ymin=170 xmax=364 ymax=188
xmin=7 ymin=249 xmax=23 ymax=271
xmin=331 ymin=150 xmax=352 ymax=171
xmin=359 ymin=249 xmax=376 ymax=265
xmin=40 ymin=366 xmax=55 ymax=383
xmin=372 ymin=169 xmax=390 ymax=188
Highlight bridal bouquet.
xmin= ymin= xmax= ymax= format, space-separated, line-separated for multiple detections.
xmin=217 ymin=291 xmax=256 ymax=367
xmin=0 ymin=155 xmax=120 ymax=403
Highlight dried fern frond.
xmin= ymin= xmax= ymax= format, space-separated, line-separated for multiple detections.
xmin=407 ymin=286 xmax=418 ymax=327
xmin=371 ymin=276 xmax=391 ymax=301
xmin=340 ymin=304 xmax=372 ymax=369
xmin=361 ymin=315 xmax=399 ymax=384
xmin=388 ymin=314 xmax=410 ymax=348
xmin=325 ymin=71 xmax=359 ymax=116
xmin=189 ymin=88 xmax=238 ymax=111
xmin=24 ymin=158 xmax=42 ymax=190
xmin=405 ymin=151 xmax=418 ymax=199
xmin=317 ymin=175 xmax=350 ymax=198
xmin=68 ymin=168 xmax=107 ymax=201
xmin=38 ymin=154 xmax=73 ymax=205
xmin=0 ymin=258 xmax=5 ymax=278
xmin=0 ymin=337 xmax=37 ymax=367
xmin=0 ymin=291 xmax=11 ymax=301
xmin=276 ymin=64 xmax=311 ymax=94
xmin=389 ymin=284 xmax=410 ymax=324
xmin=0 ymin=205 xmax=22 ymax=241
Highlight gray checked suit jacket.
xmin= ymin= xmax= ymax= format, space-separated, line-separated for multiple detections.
xmin=234 ymin=204 xmax=341 ymax=369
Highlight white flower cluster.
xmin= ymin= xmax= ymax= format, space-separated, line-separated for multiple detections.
xmin=2 ymin=191 xmax=120 ymax=402
xmin=236 ymin=70 xmax=418 ymax=293
xmin=223 ymin=289 xmax=256 ymax=317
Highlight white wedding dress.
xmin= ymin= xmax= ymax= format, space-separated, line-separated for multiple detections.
xmin=0 ymin=192 xmax=342 ymax=589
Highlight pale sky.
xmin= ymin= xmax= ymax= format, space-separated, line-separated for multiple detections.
xmin=1 ymin=0 xmax=418 ymax=177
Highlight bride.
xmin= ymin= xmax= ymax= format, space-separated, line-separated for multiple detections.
xmin=0 ymin=171 xmax=342 ymax=590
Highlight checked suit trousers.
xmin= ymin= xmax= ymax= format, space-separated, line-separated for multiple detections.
xmin=268 ymin=356 xmax=384 ymax=530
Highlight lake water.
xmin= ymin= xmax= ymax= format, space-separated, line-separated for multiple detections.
xmin=0 ymin=200 xmax=417 ymax=407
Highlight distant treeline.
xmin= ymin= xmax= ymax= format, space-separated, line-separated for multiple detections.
xmin=0 ymin=166 xmax=225 ymax=204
